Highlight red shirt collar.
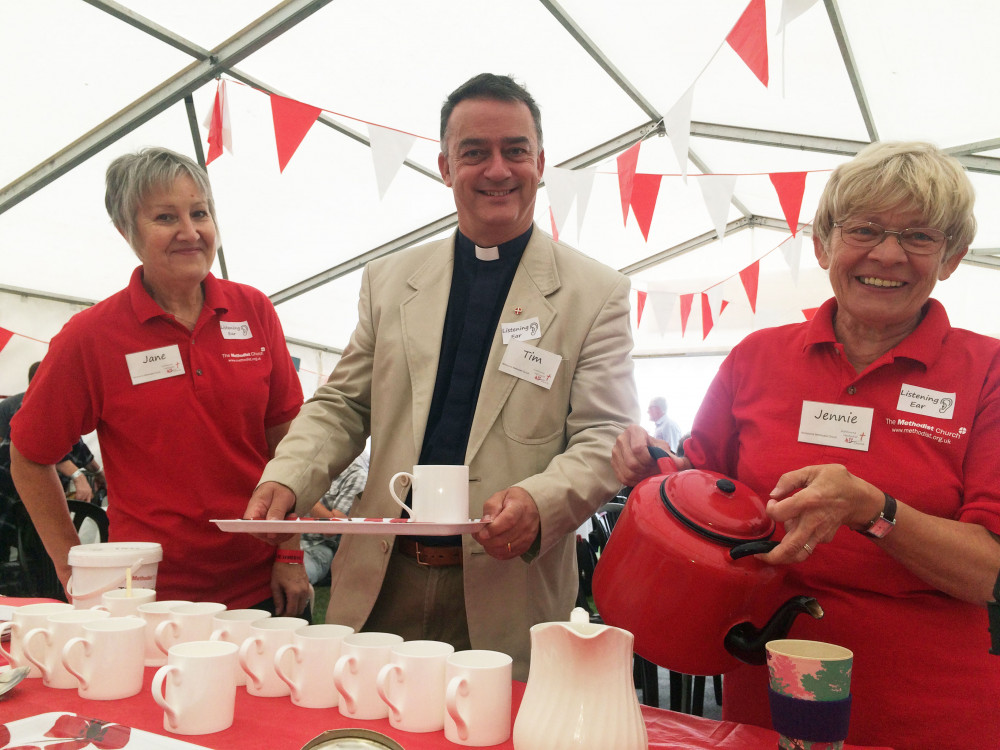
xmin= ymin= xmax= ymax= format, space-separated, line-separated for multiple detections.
xmin=126 ymin=266 xmax=227 ymax=324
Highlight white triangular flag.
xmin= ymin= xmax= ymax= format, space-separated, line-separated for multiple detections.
xmin=778 ymin=0 xmax=820 ymax=33
xmin=663 ymin=84 xmax=695 ymax=181
xmin=367 ymin=124 xmax=416 ymax=199
xmin=782 ymin=232 xmax=804 ymax=284
xmin=705 ymin=284 xmax=726 ymax=318
xmin=648 ymin=290 xmax=678 ymax=336
xmin=696 ymin=174 xmax=738 ymax=242
xmin=543 ymin=166 xmax=577 ymax=239
xmin=572 ymin=167 xmax=597 ymax=238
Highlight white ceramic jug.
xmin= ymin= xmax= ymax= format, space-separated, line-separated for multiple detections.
xmin=512 ymin=608 xmax=648 ymax=750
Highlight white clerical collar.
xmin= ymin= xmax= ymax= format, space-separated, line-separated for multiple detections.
xmin=475 ymin=245 xmax=500 ymax=261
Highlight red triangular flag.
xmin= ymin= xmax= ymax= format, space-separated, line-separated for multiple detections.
xmin=727 ymin=0 xmax=769 ymax=87
xmin=739 ymin=261 xmax=760 ymax=313
xmin=0 ymin=326 xmax=13 ymax=353
xmin=206 ymin=84 xmax=225 ymax=165
xmin=617 ymin=143 xmax=641 ymax=225
xmin=701 ymin=293 xmax=714 ymax=340
xmin=802 ymin=307 xmax=820 ymax=321
xmin=719 ymin=299 xmax=731 ymax=315
xmin=636 ymin=290 xmax=647 ymax=328
xmin=769 ymin=172 xmax=807 ymax=236
xmin=270 ymin=94 xmax=322 ymax=173
xmin=630 ymin=174 xmax=662 ymax=241
xmin=549 ymin=206 xmax=559 ymax=242
xmin=679 ymin=294 xmax=694 ymax=336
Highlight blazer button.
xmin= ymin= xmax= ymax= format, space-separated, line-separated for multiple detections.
xmin=380 ymin=540 xmax=390 ymax=553
xmin=398 ymin=476 xmax=411 ymax=488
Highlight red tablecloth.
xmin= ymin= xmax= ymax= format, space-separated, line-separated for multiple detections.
xmin=1 ymin=598 xmax=892 ymax=750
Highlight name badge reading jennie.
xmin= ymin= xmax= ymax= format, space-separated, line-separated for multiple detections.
xmin=125 ymin=345 xmax=185 ymax=386
xmin=798 ymin=400 xmax=873 ymax=452
xmin=499 ymin=339 xmax=561 ymax=390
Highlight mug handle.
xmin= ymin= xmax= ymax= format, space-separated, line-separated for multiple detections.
xmin=154 ymin=619 xmax=179 ymax=655
xmin=446 ymin=676 xmax=471 ymax=742
xmin=376 ymin=662 xmax=403 ymax=723
xmin=151 ymin=664 xmax=181 ymax=729
xmin=0 ymin=622 xmax=14 ymax=662
xmin=21 ymin=627 xmax=52 ymax=679
xmin=333 ymin=654 xmax=358 ymax=715
xmin=61 ymin=637 xmax=90 ymax=689
xmin=238 ymin=637 xmax=264 ymax=692
xmin=273 ymin=643 xmax=301 ymax=701
xmin=388 ymin=472 xmax=414 ymax=517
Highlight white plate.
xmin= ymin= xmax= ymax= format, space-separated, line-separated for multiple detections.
xmin=212 ymin=518 xmax=487 ymax=536
xmin=0 ymin=712 xmax=212 ymax=749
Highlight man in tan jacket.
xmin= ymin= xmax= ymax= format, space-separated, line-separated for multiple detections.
xmin=245 ymin=73 xmax=638 ymax=680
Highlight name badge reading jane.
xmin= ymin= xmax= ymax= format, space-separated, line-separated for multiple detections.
xmin=499 ymin=339 xmax=561 ymax=390
xmin=798 ymin=400 xmax=873 ymax=452
xmin=125 ymin=345 xmax=185 ymax=386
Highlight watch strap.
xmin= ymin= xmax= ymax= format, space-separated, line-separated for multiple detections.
xmin=858 ymin=492 xmax=897 ymax=539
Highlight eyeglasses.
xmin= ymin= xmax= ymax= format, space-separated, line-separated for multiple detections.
xmin=834 ymin=221 xmax=951 ymax=256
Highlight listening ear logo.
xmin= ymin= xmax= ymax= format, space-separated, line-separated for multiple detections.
xmin=939 ymin=398 xmax=954 ymax=414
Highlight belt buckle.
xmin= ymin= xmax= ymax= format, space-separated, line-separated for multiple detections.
xmin=413 ymin=542 xmax=433 ymax=566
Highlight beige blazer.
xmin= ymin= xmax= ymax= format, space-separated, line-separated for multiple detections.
xmin=261 ymin=226 xmax=639 ymax=678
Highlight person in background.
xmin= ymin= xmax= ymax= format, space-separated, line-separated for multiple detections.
xmin=245 ymin=73 xmax=638 ymax=680
xmin=647 ymin=395 xmax=681 ymax=451
xmin=10 ymin=147 xmax=310 ymax=615
xmin=301 ymin=451 xmax=369 ymax=585
xmin=612 ymin=141 xmax=1000 ymax=749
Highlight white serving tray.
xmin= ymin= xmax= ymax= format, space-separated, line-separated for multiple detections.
xmin=212 ymin=518 xmax=486 ymax=536
xmin=1 ymin=712 xmax=212 ymax=749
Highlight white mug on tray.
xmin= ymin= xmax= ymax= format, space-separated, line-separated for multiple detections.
xmin=389 ymin=464 xmax=469 ymax=523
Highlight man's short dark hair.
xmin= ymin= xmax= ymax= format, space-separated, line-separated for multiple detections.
xmin=440 ymin=73 xmax=543 ymax=151
xmin=27 ymin=362 xmax=41 ymax=383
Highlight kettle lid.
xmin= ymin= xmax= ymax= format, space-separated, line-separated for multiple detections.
xmin=660 ymin=469 xmax=775 ymax=545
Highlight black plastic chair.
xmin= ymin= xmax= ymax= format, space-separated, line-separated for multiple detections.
xmin=0 ymin=500 xmax=109 ymax=600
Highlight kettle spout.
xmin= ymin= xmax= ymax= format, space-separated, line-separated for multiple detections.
xmin=722 ymin=595 xmax=824 ymax=665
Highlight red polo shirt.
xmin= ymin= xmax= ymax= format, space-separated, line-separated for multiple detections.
xmin=685 ymin=297 xmax=1000 ymax=750
xmin=13 ymin=268 xmax=302 ymax=607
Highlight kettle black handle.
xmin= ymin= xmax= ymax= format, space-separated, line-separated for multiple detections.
xmin=729 ymin=540 xmax=780 ymax=560
xmin=648 ymin=446 xmax=681 ymax=474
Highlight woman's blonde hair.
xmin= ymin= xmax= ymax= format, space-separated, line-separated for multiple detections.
xmin=813 ymin=141 xmax=975 ymax=259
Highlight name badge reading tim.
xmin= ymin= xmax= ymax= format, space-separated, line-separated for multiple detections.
xmin=501 ymin=317 xmax=541 ymax=344
xmin=499 ymin=339 xmax=561 ymax=390
xmin=220 ymin=321 xmax=253 ymax=340
xmin=798 ymin=400 xmax=873 ymax=452
xmin=125 ymin=345 xmax=185 ymax=386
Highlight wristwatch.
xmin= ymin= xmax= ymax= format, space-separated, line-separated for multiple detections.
xmin=858 ymin=492 xmax=897 ymax=539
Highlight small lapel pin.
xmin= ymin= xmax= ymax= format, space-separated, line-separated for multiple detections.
xmin=513 ymin=307 xmax=523 ymax=316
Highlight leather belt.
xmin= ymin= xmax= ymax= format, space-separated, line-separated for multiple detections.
xmin=396 ymin=538 xmax=463 ymax=567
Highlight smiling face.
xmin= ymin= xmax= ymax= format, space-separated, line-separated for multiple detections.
xmin=131 ymin=174 xmax=217 ymax=295
xmin=815 ymin=207 xmax=965 ymax=343
xmin=438 ymin=97 xmax=544 ymax=247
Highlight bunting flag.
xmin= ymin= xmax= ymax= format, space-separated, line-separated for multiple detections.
xmin=367 ymin=124 xmax=417 ymax=199
xmin=636 ymin=290 xmax=647 ymax=328
xmin=779 ymin=0 xmax=820 ymax=32
xmin=782 ymin=232 xmax=805 ymax=284
xmin=700 ymin=292 xmax=715 ymax=339
xmin=705 ymin=285 xmax=727 ymax=321
xmin=630 ymin=174 xmax=662 ymax=241
xmin=726 ymin=0 xmax=769 ymax=87
xmin=203 ymin=79 xmax=232 ymax=165
xmin=270 ymin=94 xmax=322 ymax=173
xmin=664 ymin=85 xmax=695 ymax=181
xmin=544 ymin=166 xmax=577 ymax=238
xmin=549 ymin=207 xmax=559 ymax=242
xmin=802 ymin=307 xmax=820 ymax=321
xmin=617 ymin=142 xmax=641 ymax=225
xmin=697 ymin=173 xmax=738 ymax=241
xmin=572 ymin=167 xmax=597 ymax=238
xmin=739 ymin=261 xmax=760 ymax=313
xmin=679 ymin=293 xmax=695 ymax=336
xmin=0 ymin=326 xmax=13 ymax=354
xmin=769 ymin=171 xmax=807 ymax=236
xmin=649 ymin=291 xmax=678 ymax=336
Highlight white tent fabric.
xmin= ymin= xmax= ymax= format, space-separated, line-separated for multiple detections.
xmin=3 ymin=0 xmax=1000 ymax=425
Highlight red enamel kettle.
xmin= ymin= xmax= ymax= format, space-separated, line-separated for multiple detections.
xmin=592 ymin=449 xmax=822 ymax=676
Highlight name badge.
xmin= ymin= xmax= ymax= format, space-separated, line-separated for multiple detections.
xmin=798 ymin=400 xmax=873 ymax=452
xmin=897 ymin=383 xmax=955 ymax=419
xmin=499 ymin=340 xmax=561 ymax=390
xmin=220 ymin=321 xmax=253 ymax=340
xmin=125 ymin=345 xmax=185 ymax=386
xmin=501 ymin=317 xmax=541 ymax=344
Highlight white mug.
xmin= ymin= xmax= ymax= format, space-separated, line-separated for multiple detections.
xmin=333 ymin=631 xmax=404 ymax=720
xmin=238 ymin=616 xmax=309 ymax=697
xmin=274 ymin=623 xmax=354 ymax=708
xmin=61 ymin=616 xmax=146 ymax=700
xmin=210 ymin=609 xmax=272 ymax=687
xmin=21 ymin=609 xmax=111 ymax=689
xmin=155 ymin=602 xmax=227 ymax=654
xmin=377 ymin=639 xmax=455 ymax=733
xmin=137 ymin=600 xmax=191 ymax=667
xmin=0 ymin=602 xmax=74 ymax=678
xmin=388 ymin=464 xmax=469 ymax=522
xmin=445 ymin=650 xmax=513 ymax=746
xmin=152 ymin=640 xmax=239 ymax=735
xmin=93 ymin=587 xmax=156 ymax=616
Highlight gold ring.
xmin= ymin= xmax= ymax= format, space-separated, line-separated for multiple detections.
xmin=507 ymin=542 xmax=512 ymax=553
xmin=803 ymin=543 xmax=814 ymax=555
